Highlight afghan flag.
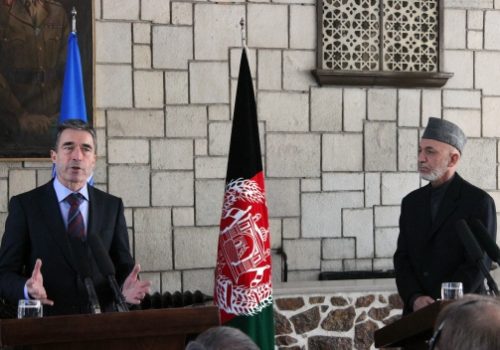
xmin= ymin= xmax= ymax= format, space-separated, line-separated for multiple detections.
xmin=214 ymin=49 xmax=275 ymax=349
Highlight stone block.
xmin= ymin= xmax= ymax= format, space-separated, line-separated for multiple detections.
xmin=134 ymin=71 xmax=164 ymax=108
xmin=37 ymin=170 xmax=52 ymax=187
xmin=443 ymin=109 xmax=481 ymax=137
xmin=190 ymin=62 xmax=229 ymax=104
xmin=344 ymin=88 xmax=366 ymax=132
xmin=476 ymin=52 xmax=500 ymax=95
xmin=468 ymin=30 xmax=483 ymax=50
xmin=283 ymin=239 xmax=321 ymax=270
xmin=133 ymin=45 xmax=151 ymax=69
xmin=375 ymin=228 xmax=398 ymax=258
xmin=172 ymin=2 xmax=193 ymax=25
xmin=96 ymin=128 xmax=107 ymax=158
xmin=134 ymin=208 xmax=172 ymax=235
xmin=248 ymin=4 xmax=288 ymax=48
xmin=174 ymin=227 xmax=218 ymax=268
xmin=151 ymin=139 xmax=193 ymax=170
xmin=267 ymin=134 xmax=320 ymax=177
xmin=182 ymin=269 xmax=215 ymax=295
xmin=323 ymin=173 xmax=364 ymax=191
xmin=95 ymin=65 xmax=132 ymax=108
xmin=485 ymin=11 xmax=500 ymax=49
xmin=95 ymin=22 xmax=131 ymax=63
xmin=286 ymin=270 xmax=319 ymax=281
xmin=443 ymin=90 xmax=481 ymax=109
xmin=321 ymin=260 xmax=343 ymax=272
xmin=194 ymin=4 xmax=245 ymax=60
xmin=165 ymin=71 xmax=189 ymax=105
xmin=267 ymin=179 xmax=300 ymax=217
xmin=368 ymin=89 xmax=397 ymax=121
xmin=0 ymin=180 xmax=7 ymax=212
xmin=483 ymin=97 xmax=500 ymax=137
xmin=172 ymin=207 xmax=194 ymax=227
xmin=133 ymin=23 xmax=150 ymax=44
xmin=270 ymin=218 xmax=282 ymax=249
xmin=364 ymin=122 xmax=397 ymax=171
xmin=8 ymin=170 xmax=36 ymax=198
xmin=444 ymin=0 xmax=492 ymax=8
xmin=365 ymin=173 xmax=381 ymax=207
xmin=374 ymin=206 xmax=400 ymax=228
xmin=311 ymin=87 xmax=342 ymax=132
xmin=290 ymin=5 xmax=316 ymax=49
xmin=323 ymin=238 xmax=355 ymax=259
xmin=152 ymin=171 xmax=194 ymax=206
xmin=102 ymin=0 xmax=139 ymax=20
xmin=124 ymin=208 xmax=133 ymax=228
xmin=344 ymin=259 xmax=373 ymax=271
xmin=444 ymin=10 xmax=466 ymax=49
xmin=381 ymin=173 xmax=420 ymax=206
xmin=94 ymin=110 xmax=106 ymax=128
xmin=443 ymin=50 xmax=473 ymax=89
xmin=109 ymin=166 xmax=150 ymax=207
xmin=421 ymin=90 xmax=442 ymax=123
xmin=208 ymin=105 xmax=230 ymax=121
xmin=258 ymin=50 xmax=282 ymax=90
xmin=140 ymin=272 xmax=161 ymax=293
xmin=93 ymin=158 xmax=107 ymax=185
xmin=468 ymin=10 xmax=484 ymax=29
xmin=153 ymin=26 xmax=192 ymax=69
xmin=323 ymin=133 xmax=363 ymax=172
xmin=343 ymin=208 xmax=374 ymax=258
xmin=301 ymin=179 xmax=321 ymax=192
xmin=166 ymin=106 xmax=207 ymax=138
xmin=108 ymin=139 xmax=149 ymax=164
xmin=373 ymin=258 xmax=394 ymax=271
xmin=141 ymin=0 xmax=170 ymax=23
xmin=108 ymin=110 xmax=164 ymax=137
xmin=162 ymin=271 xmax=182 ymax=293
xmin=398 ymin=128 xmax=418 ymax=172
xmin=283 ymin=50 xmax=316 ymax=91
xmin=302 ymin=192 xmax=364 ymax=238
xmin=283 ymin=218 xmax=300 ymax=239
xmin=195 ymin=179 xmax=225 ymax=225
xmin=0 ymin=162 xmax=21 ymax=179
xmin=195 ymin=157 xmax=227 ymax=179
xmin=398 ymin=90 xmax=420 ymax=127
xmin=94 ymin=0 xmax=101 ymax=19
xmin=460 ymin=138 xmax=497 ymax=190
xmin=259 ymin=92 xmax=309 ymax=131
xmin=195 ymin=139 xmax=208 ymax=156
xmin=208 ymin=122 xmax=231 ymax=156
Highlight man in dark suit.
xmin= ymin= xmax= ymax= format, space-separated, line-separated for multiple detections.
xmin=394 ymin=117 xmax=496 ymax=315
xmin=0 ymin=119 xmax=151 ymax=316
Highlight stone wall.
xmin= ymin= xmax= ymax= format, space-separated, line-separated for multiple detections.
xmin=1 ymin=0 xmax=500 ymax=296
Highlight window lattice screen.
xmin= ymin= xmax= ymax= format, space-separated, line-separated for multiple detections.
xmin=322 ymin=0 xmax=439 ymax=72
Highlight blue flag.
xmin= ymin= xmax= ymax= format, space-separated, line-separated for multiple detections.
xmin=53 ymin=31 xmax=93 ymax=184
xmin=59 ymin=32 xmax=87 ymax=123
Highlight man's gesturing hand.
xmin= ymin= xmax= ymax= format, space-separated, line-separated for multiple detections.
xmin=26 ymin=259 xmax=54 ymax=305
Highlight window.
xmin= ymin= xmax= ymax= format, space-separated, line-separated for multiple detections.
xmin=313 ymin=0 xmax=452 ymax=87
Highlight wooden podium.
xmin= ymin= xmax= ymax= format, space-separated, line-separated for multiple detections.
xmin=0 ymin=306 xmax=219 ymax=350
xmin=374 ymin=300 xmax=450 ymax=349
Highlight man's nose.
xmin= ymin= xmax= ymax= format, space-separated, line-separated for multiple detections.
xmin=71 ymin=147 xmax=83 ymax=160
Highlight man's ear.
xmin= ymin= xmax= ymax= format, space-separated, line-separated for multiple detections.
xmin=50 ymin=149 xmax=57 ymax=163
xmin=448 ymin=151 xmax=460 ymax=168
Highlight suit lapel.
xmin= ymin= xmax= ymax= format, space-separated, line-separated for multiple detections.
xmin=427 ymin=175 xmax=462 ymax=240
xmin=39 ymin=182 xmax=79 ymax=272
xmin=10 ymin=0 xmax=33 ymax=26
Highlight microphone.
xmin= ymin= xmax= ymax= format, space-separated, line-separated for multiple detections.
xmin=455 ymin=219 xmax=499 ymax=296
xmin=470 ymin=219 xmax=500 ymax=265
xmin=88 ymin=235 xmax=129 ymax=312
xmin=68 ymin=240 xmax=101 ymax=314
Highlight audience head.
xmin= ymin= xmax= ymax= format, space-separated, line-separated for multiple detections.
xmin=429 ymin=294 xmax=500 ymax=350
xmin=185 ymin=326 xmax=259 ymax=350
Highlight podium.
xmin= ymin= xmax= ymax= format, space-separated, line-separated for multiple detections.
xmin=374 ymin=300 xmax=450 ymax=349
xmin=0 ymin=306 xmax=219 ymax=350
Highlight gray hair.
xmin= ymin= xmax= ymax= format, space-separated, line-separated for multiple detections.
xmin=433 ymin=294 xmax=500 ymax=350
xmin=53 ymin=119 xmax=97 ymax=153
xmin=185 ymin=326 xmax=259 ymax=350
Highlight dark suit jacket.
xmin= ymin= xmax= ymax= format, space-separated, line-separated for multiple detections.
xmin=394 ymin=173 xmax=496 ymax=315
xmin=0 ymin=180 xmax=134 ymax=316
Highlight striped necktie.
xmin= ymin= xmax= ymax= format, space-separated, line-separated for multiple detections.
xmin=66 ymin=193 xmax=85 ymax=239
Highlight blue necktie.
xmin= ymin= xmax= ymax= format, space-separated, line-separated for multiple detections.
xmin=66 ymin=193 xmax=85 ymax=239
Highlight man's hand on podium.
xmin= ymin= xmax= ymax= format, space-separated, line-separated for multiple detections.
xmin=413 ymin=295 xmax=434 ymax=311
xmin=122 ymin=264 xmax=151 ymax=305
xmin=27 ymin=259 xmax=54 ymax=305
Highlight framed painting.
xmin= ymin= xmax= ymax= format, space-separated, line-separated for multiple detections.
xmin=0 ymin=0 xmax=93 ymax=159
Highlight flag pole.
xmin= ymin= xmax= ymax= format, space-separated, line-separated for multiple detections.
xmin=71 ymin=6 xmax=77 ymax=33
xmin=239 ymin=18 xmax=247 ymax=51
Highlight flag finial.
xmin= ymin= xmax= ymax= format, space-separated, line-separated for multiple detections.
xmin=71 ymin=7 xmax=77 ymax=33
xmin=240 ymin=18 xmax=246 ymax=49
